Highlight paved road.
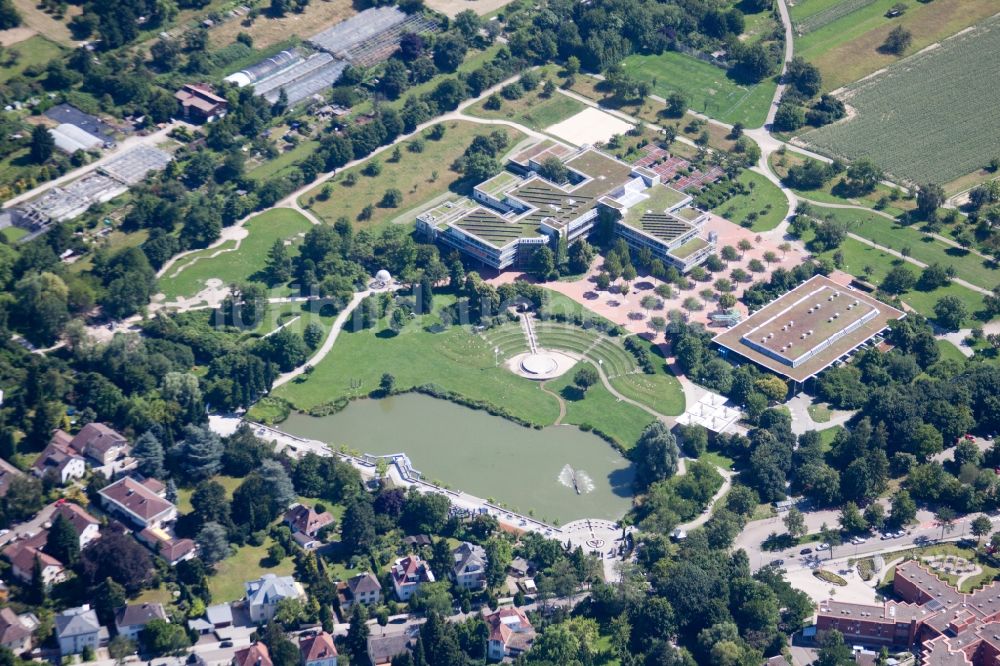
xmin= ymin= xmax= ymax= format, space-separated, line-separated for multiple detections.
xmin=765 ymin=0 xmax=795 ymax=128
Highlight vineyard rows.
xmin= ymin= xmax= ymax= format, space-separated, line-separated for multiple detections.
xmin=794 ymin=0 xmax=877 ymax=35
xmin=801 ymin=14 xmax=1000 ymax=185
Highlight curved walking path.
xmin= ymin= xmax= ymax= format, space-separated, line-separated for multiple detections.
xmin=676 ymin=467 xmax=735 ymax=532
xmin=539 ymin=381 xmax=567 ymax=425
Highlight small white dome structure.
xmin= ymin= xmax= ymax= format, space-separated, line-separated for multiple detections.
xmin=376 ymin=269 xmax=392 ymax=283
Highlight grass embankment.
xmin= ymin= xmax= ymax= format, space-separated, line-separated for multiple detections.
xmin=299 ymin=121 xmax=526 ymax=231
xmin=156 ymin=208 xmax=314 ymax=301
xmin=710 ymin=169 xmax=788 ymax=232
xmin=466 ymin=84 xmax=586 ymax=131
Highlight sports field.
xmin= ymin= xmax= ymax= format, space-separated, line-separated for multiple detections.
xmin=793 ymin=0 xmax=999 ymax=92
xmin=300 ymin=121 xmax=526 ymax=230
xmin=619 ymin=51 xmax=777 ymax=127
xmin=802 ymin=14 xmax=1000 ymax=185
xmin=156 ymin=208 xmax=313 ymax=301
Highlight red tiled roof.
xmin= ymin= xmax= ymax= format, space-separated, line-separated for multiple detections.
xmin=300 ymin=632 xmax=337 ymax=663
xmin=284 ymin=504 xmax=334 ymax=536
xmin=234 ymin=643 xmax=272 ymax=666
xmin=99 ymin=477 xmax=173 ymax=521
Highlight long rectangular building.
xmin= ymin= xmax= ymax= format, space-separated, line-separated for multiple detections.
xmin=416 ymin=140 xmax=716 ymax=272
xmin=712 ymin=274 xmax=905 ymax=384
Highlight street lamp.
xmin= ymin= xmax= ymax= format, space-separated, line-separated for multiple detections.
xmin=494 ymin=346 xmax=500 ymax=367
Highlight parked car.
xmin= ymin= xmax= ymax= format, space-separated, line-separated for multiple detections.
xmin=850 ymin=536 xmax=867 ymax=545
xmin=799 ymin=548 xmax=813 ymax=555
xmin=816 ymin=543 xmax=830 ymax=551
xmin=770 ymin=558 xmax=785 ymax=567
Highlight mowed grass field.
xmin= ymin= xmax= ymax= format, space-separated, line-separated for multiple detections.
xmin=156 ymin=208 xmax=313 ymax=301
xmin=801 ymin=229 xmax=987 ymax=326
xmin=815 ymin=205 xmax=1000 ymax=293
xmin=300 ymin=121 xmax=526 ymax=230
xmin=793 ymin=0 xmax=1000 ymax=92
xmin=802 ymin=14 xmax=1000 ymax=185
xmin=712 ymin=169 xmax=789 ymax=232
xmin=273 ymin=296 xmax=563 ymax=427
xmin=619 ymin=51 xmax=777 ymax=127
xmin=0 ymin=35 xmax=63 ymax=83
xmin=466 ymin=86 xmax=585 ymax=132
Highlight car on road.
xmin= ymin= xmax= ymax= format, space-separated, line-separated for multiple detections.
xmin=770 ymin=559 xmax=785 ymax=567
xmin=219 ymin=641 xmax=233 ymax=648
xmin=799 ymin=548 xmax=813 ymax=555
xmin=816 ymin=543 xmax=830 ymax=551
xmin=850 ymin=536 xmax=867 ymax=545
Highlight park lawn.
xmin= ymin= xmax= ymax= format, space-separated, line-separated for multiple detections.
xmin=156 ymin=208 xmax=313 ymax=301
xmin=134 ymin=585 xmax=175 ymax=606
xmin=272 ymin=305 xmax=562 ymax=427
xmin=299 ymin=120 xmax=526 ymax=230
xmin=796 ymin=0 xmax=1000 ymax=92
xmin=176 ymin=475 xmax=244 ymax=514
xmin=0 ymin=226 xmax=27 ymax=242
xmin=0 ymin=36 xmax=64 ymax=83
xmin=769 ymin=151 xmax=916 ymax=216
xmin=816 ymin=206 xmax=1000 ymax=292
xmin=466 ymin=88 xmax=586 ymax=132
xmin=245 ymin=301 xmax=338 ymax=340
xmin=209 ymin=538 xmax=296 ymax=603
xmin=248 ymin=138 xmax=320 ymax=182
xmin=610 ymin=336 xmax=685 ymax=416
xmin=545 ymin=362 xmax=655 ymax=449
xmin=700 ymin=449 xmax=735 ymax=470
xmin=807 ymin=403 xmax=832 ymax=423
xmin=619 ymin=51 xmax=778 ymax=127
xmin=69 ymin=228 xmax=149 ymax=274
xmin=712 ymin=169 xmax=788 ymax=231
xmin=936 ymin=339 xmax=968 ymax=365
xmin=805 ymin=233 xmax=987 ymax=325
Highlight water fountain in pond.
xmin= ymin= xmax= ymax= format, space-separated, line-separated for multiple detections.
xmin=558 ymin=464 xmax=595 ymax=495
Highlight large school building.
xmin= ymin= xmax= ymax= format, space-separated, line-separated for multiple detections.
xmin=416 ymin=140 xmax=717 ymax=272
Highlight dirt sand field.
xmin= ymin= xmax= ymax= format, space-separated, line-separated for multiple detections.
xmin=11 ymin=0 xmax=79 ymax=46
xmin=0 ymin=27 xmax=36 ymax=46
xmin=210 ymin=0 xmax=356 ymax=49
xmin=425 ymin=0 xmax=518 ymax=18
xmin=545 ymin=107 xmax=633 ymax=147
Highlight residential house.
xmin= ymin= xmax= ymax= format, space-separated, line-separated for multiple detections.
xmin=188 ymin=604 xmax=234 ymax=635
xmin=4 ymin=541 xmax=66 ymax=587
xmin=137 ymin=528 xmax=197 ymax=566
xmin=0 ymin=458 xmax=25 ymax=497
xmin=0 ymin=607 xmax=32 ymax=653
xmin=338 ymin=572 xmax=381 ymax=612
xmin=176 ymin=84 xmax=228 ymax=123
xmin=484 ymin=607 xmax=535 ymax=661
xmin=70 ymin=423 xmax=129 ymax=467
xmin=366 ymin=634 xmax=415 ymax=666
xmin=402 ymin=535 xmax=431 ymax=549
xmin=390 ymin=555 xmax=435 ymax=602
xmin=52 ymin=501 xmax=101 ymax=550
xmin=300 ymin=631 xmax=337 ymax=666
xmin=115 ymin=603 xmax=168 ymax=641
xmin=55 ymin=605 xmax=106 ymax=656
xmin=245 ymin=574 xmax=306 ymax=624
xmin=284 ymin=504 xmax=334 ymax=551
xmin=233 ymin=643 xmax=272 ymax=666
xmin=32 ymin=433 xmax=86 ymax=484
xmin=451 ymin=542 xmax=488 ymax=591
xmin=98 ymin=477 xmax=177 ymax=530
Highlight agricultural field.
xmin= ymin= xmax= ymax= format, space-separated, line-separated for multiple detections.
xmin=794 ymin=0 xmax=1000 ymax=92
xmin=619 ymin=51 xmax=777 ymax=127
xmin=9 ymin=0 xmax=79 ymax=46
xmin=299 ymin=120 xmax=526 ymax=230
xmin=802 ymin=14 xmax=1000 ymax=185
xmin=156 ymin=208 xmax=314 ymax=302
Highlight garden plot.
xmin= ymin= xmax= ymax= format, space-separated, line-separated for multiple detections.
xmin=801 ymin=14 xmax=1000 ymax=184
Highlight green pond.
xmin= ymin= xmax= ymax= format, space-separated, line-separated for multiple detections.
xmin=280 ymin=393 xmax=636 ymax=524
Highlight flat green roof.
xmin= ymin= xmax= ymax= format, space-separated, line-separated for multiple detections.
xmin=565 ymin=150 xmax=634 ymax=196
xmin=669 ymin=236 xmax=709 ymax=259
xmin=454 ymin=208 xmax=540 ymax=249
xmin=673 ymin=206 xmax=704 ymax=222
xmin=476 ymin=171 xmax=521 ymax=198
xmin=620 ymin=185 xmax=696 ymax=243
xmin=420 ymin=197 xmax=478 ymax=228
